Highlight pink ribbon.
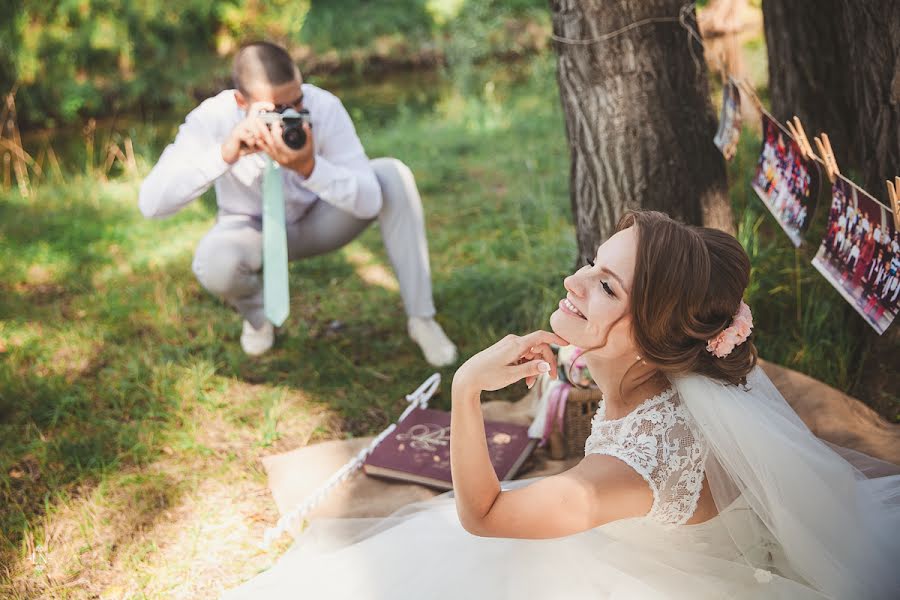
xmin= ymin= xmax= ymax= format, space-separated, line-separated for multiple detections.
xmin=540 ymin=382 xmax=572 ymax=447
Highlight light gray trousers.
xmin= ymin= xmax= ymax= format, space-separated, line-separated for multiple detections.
xmin=191 ymin=158 xmax=436 ymax=329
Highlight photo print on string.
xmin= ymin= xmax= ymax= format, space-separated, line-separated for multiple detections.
xmin=812 ymin=176 xmax=900 ymax=335
xmin=713 ymin=78 xmax=741 ymax=160
xmin=751 ymin=113 xmax=821 ymax=247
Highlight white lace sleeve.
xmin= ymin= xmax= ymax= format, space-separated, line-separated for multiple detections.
xmin=584 ymin=389 xmax=708 ymax=526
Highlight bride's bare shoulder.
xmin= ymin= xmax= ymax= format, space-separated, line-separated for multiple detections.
xmin=571 ymin=453 xmax=655 ymax=519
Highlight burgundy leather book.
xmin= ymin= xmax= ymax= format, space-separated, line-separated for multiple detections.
xmin=363 ymin=406 xmax=536 ymax=490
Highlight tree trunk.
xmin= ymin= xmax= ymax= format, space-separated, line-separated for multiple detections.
xmin=763 ymin=0 xmax=900 ymax=421
xmin=763 ymin=0 xmax=900 ymax=193
xmin=762 ymin=0 xmax=854 ymax=172
xmin=843 ymin=2 xmax=900 ymax=194
xmin=550 ymin=0 xmax=732 ymax=267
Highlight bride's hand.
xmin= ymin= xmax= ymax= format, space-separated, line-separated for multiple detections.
xmin=452 ymin=330 xmax=569 ymax=396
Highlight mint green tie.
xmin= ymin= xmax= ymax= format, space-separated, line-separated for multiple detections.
xmin=263 ymin=157 xmax=290 ymax=327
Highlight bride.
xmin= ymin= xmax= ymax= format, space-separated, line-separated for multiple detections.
xmin=224 ymin=210 xmax=899 ymax=599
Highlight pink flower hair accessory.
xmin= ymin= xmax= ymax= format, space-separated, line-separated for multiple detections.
xmin=706 ymin=300 xmax=753 ymax=358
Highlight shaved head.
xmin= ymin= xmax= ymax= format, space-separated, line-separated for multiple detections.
xmin=232 ymin=41 xmax=299 ymax=95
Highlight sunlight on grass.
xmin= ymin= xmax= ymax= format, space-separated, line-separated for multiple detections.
xmin=342 ymin=242 xmax=400 ymax=292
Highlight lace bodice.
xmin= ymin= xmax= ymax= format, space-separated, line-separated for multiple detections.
xmin=584 ymin=387 xmax=708 ymax=526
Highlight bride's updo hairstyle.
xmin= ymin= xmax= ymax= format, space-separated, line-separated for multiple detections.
xmin=619 ymin=210 xmax=758 ymax=386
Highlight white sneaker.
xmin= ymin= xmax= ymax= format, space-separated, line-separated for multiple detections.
xmin=241 ymin=319 xmax=275 ymax=356
xmin=408 ymin=317 xmax=458 ymax=367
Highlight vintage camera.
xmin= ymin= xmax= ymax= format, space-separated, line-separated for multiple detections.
xmin=257 ymin=108 xmax=312 ymax=150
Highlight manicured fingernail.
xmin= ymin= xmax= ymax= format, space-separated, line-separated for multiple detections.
xmin=538 ymin=361 xmax=550 ymax=373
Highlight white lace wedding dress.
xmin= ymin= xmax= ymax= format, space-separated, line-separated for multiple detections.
xmin=223 ymin=384 xmax=838 ymax=599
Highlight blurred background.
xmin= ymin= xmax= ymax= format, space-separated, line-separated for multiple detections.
xmin=0 ymin=1 xmax=896 ymax=598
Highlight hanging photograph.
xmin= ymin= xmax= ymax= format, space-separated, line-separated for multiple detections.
xmin=713 ymin=78 xmax=742 ymax=160
xmin=751 ymin=113 xmax=821 ymax=247
xmin=811 ymin=176 xmax=900 ymax=334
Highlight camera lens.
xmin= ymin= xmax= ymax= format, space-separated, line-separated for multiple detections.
xmin=282 ymin=125 xmax=306 ymax=150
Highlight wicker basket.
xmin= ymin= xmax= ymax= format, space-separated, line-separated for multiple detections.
xmin=548 ymin=385 xmax=604 ymax=459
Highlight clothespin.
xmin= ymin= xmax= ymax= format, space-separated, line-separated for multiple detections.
xmin=784 ymin=116 xmax=816 ymax=161
xmin=813 ymin=133 xmax=840 ymax=183
xmin=887 ymin=176 xmax=900 ymax=230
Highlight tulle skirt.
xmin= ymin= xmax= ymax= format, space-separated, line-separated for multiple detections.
xmin=222 ymin=477 xmax=831 ymax=599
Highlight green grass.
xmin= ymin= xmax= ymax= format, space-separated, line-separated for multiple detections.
xmin=1 ymin=50 xmax=896 ymax=597
xmin=1 ymin=57 xmax=575 ymax=598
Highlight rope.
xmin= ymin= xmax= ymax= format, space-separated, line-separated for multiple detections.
xmin=550 ymin=4 xmax=707 ymax=80
xmin=550 ymin=3 xmax=699 ymax=47
xmin=261 ymin=373 xmax=441 ymax=548
xmin=550 ymin=2 xmax=893 ymax=212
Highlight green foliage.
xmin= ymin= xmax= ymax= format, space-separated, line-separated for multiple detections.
xmin=0 ymin=0 xmax=24 ymax=98
xmin=10 ymin=1 xmax=232 ymax=124
xmin=299 ymin=0 xmax=433 ymax=51
xmin=7 ymin=0 xmax=549 ymax=126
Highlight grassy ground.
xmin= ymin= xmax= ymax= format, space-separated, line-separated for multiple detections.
xmin=1 ymin=59 xmax=576 ymax=598
xmin=1 ymin=52 xmax=895 ymax=598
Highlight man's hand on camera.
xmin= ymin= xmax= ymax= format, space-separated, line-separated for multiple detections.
xmin=257 ymin=121 xmax=316 ymax=178
xmin=221 ymin=101 xmax=276 ymax=165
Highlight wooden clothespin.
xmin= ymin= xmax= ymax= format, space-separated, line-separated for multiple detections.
xmin=813 ymin=133 xmax=840 ymax=183
xmin=784 ymin=116 xmax=816 ymax=161
xmin=887 ymin=176 xmax=900 ymax=230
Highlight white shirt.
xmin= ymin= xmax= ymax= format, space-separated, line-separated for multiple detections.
xmin=139 ymin=84 xmax=382 ymax=222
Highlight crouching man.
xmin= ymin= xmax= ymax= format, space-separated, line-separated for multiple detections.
xmin=139 ymin=41 xmax=456 ymax=366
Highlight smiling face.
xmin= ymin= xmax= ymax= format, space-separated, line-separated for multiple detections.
xmin=549 ymin=226 xmax=639 ymax=359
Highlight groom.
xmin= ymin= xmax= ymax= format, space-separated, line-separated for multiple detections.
xmin=138 ymin=41 xmax=457 ymax=366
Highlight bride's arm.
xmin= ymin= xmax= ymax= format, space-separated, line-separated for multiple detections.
xmin=450 ymin=332 xmax=653 ymax=539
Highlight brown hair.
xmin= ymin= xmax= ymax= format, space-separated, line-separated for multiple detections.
xmin=232 ymin=41 xmax=298 ymax=95
xmin=618 ymin=210 xmax=757 ymax=386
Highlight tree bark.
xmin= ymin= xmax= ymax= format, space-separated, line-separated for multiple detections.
xmin=843 ymin=2 xmax=900 ymax=194
xmin=550 ymin=0 xmax=732 ymax=267
xmin=763 ymin=0 xmax=900 ymax=193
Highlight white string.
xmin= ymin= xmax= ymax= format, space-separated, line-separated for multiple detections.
xmin=551 ymin=3 xmax=697 ymax=47
xmin=549 ymin=0 xmax=892 ymax=211
xmin=550 ymin=14 xmax=683 ymax=46
xmin=550 ymin=4 xmax=709 ymax=88
xmin=261 ymin=373 xmax=441 ymax=548
xmin=730 ymin=81 xmax=893 ymax=212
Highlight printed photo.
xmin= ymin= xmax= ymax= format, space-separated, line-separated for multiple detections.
xmin=714 ymin=79 xmax=741 ymax=160
xmin=811 ymin=177 xmax=900 ymax=334
xmin=751 ymin=113 xmax=821 ymax=247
